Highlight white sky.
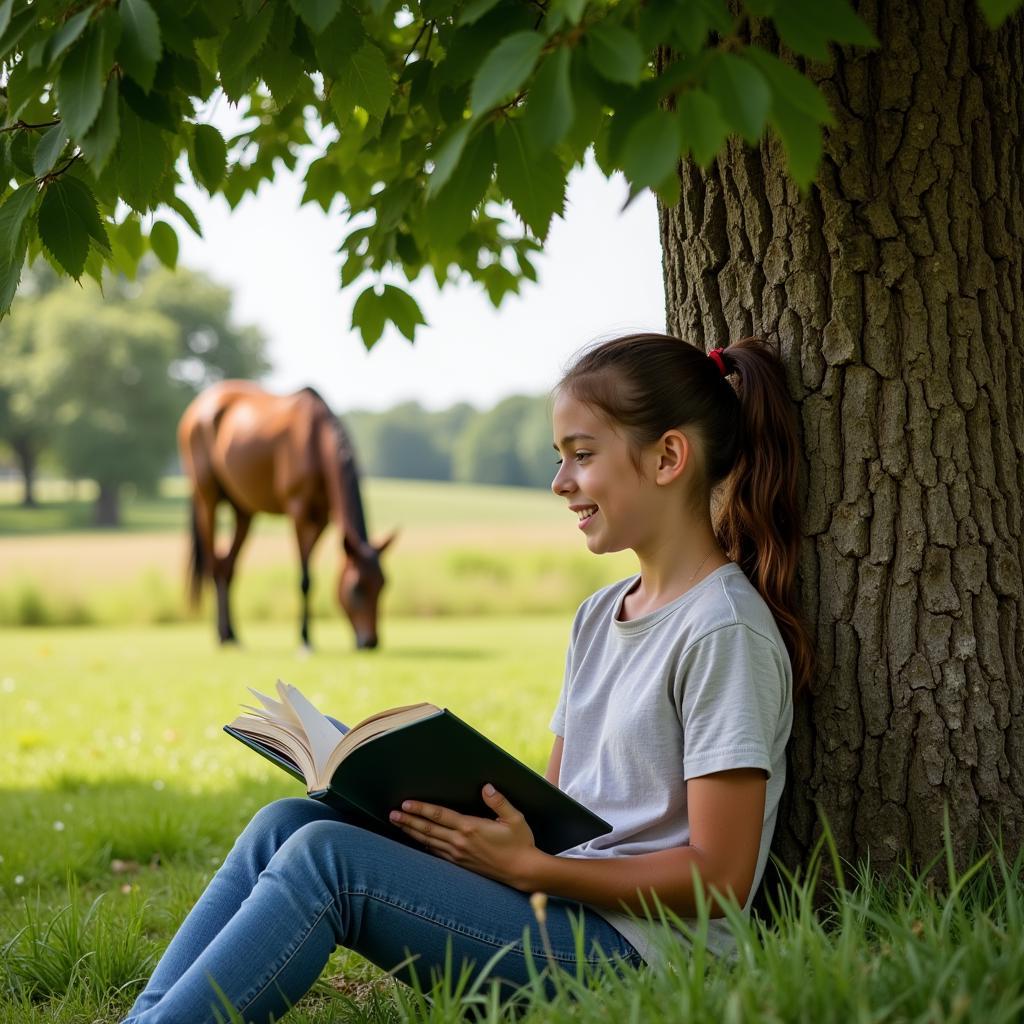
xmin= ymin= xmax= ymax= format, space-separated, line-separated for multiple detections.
xmin=174 ymin=154 xmax=667 ymax=413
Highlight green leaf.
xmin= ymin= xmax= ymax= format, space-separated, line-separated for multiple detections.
xmin=57 ymin=25 xmax=109 ymax=139
xmin=148 ymin=218 xmax=178 ymax=268
xmin=0 ymin=0 xmax=12 ymax=40
xmin=6 ymin=62 xmax=49 ymax=121
xmin=351 ymin=284 xmax=388 ymax=348
xmin=496 ymin=119 xmax=565 ymax=240
xmin=423 ymin=123 xmax=495 ymax=247
xmin=259 ymin=29 xmax=306 ymax=106
xmin=312 ymin=6 xmax=365 ymax=77
xmin=109 ymin=214 xmax=144 ymax=277
xmin=336 ymin=42 xmax=393 ymax=120
xmin=191 ymin=123 xmax=227 ymax=191
xmin=115 ymin=102 xmax=170 ymax=211
xmin=470 ymin=30 xmax=544 ymax=115
xmin=677 ymin=87 xmax=728 ymax=166
xmin=167 ymin=194 xmax=203 ymax=237
xmin=620 ymin=107 xmax=681 ymax=191
xmin=0 ymin=6 xmax=35 ymax=63
xmin=79 ymin=77 xmax=120 ymax=174
xmin=586 ymin=23 xmax=646 ymax=86
xmin=219 ymin=5 xmax=273 ymax=83
xmin=33 ymin=123 xmax=69 ymax=178
xmin=773 ymin=0 xmax=878 ymax=61
xmin=525 ymin=48 xmax=573 ymax=150
xmin=743 ymin=47 xmax=834 ymax=124
xmin=66 ymin=176 xmax=110 ymax=250
xmin=37 ymin=177 xmax=104 ymax=279
xmin=564 ymin=51 xmax=605 ymax=159
xmin=46 ymin=9 xmax=91 ymax=64
xmin=706 ymin=52 xmax=770 ymax=143
xmin=119 ymin=0 xmax=162 ymax=93
xmin=426 ymin=121 xmax=471 ymax=198
xmin=458 ymin=0 xmax=502 ymax=26
xmin=769 ymin=92 xmax=821 ymax=190
xmin=289 ymin=0 xmax=342 ymax=34
xmin=0 ymin=184 xmax=34 ymax=315
xmin=381 ymin=284 xmax=426 ymax=340
xmin=559 ymin=0 xmax=587 ymax=25
xmin=121 ymin=76 xmax=179 ymax=131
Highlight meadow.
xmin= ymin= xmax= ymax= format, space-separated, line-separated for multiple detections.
xmin=2 ymin=479 xmax=1023 ymax=1023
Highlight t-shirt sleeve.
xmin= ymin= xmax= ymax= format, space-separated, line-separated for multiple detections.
xmin=675 ymin=623 xmax=786 ymax=780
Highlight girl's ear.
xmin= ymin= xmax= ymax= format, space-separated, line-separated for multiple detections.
xmin=654 ymin=429 xmax=691 ymax=485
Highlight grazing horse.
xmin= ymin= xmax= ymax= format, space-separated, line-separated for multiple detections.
xmin=177 ymin=381 xmax=394 ymax=649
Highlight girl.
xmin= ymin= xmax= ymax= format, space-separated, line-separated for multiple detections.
xmin=122 ymin=333 xmax=812 ymax=1023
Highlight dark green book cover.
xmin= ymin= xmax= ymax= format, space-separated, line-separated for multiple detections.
xmin=225 ymin=709 xmax=611 ymax=855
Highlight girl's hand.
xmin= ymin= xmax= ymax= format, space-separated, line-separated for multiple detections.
xmin=390 ymin=784 xmax=544 ymax=889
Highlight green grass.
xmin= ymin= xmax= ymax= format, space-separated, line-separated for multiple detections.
xmin=0 ymin=477 xmax=638 ymax=627
xmin=2 ymin=622 xmax=1023 ymax=1023
xmin=0 ymin=476 xmax=568 ymax=536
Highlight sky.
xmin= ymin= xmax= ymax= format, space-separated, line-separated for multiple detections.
xmin=175 ymin=154 xmax=667 ymax=413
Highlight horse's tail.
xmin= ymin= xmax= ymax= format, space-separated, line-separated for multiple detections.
xmin=188 ymin=497 xmax=205 ymax=607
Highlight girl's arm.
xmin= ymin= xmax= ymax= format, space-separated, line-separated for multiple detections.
xmin=523 ymin=767 xmax=767 ymax=918
xmin=544 ymin=736 xmax=564 ymax=786
xmin=392 ymin=767 xmax=766 ymax=920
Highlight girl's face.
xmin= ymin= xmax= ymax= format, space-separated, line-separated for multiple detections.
xmin=551 ymin=391 xmax=656 ymax=555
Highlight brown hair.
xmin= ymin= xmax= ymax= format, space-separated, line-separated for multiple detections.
xmin=558 ymin=332 xmax=814 ymax=700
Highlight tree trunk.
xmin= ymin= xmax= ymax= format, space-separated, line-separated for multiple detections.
xmin=660 ymin=0 xmax=1024 ymax=879
xmin=94 ymin=481 xmax=121 ymax=527
xmin=11 ymin=436 xmax=37 ymax=507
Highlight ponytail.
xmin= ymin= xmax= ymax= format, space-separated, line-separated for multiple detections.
xmin=712 ymin=338 xmax=815 ymax=699
xmin=559 ymin=332 xmax=815 ymax=699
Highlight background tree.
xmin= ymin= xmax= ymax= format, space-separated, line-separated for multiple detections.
xmin=0 ymin=262 xmax=269 ymax=518
xmin=350 ymin=400 xmax=454 ymax=480
xmin=453 ymin=394 xmax=549 ymax=486
xmin=3 ymin=0 xmax=1022 ymax=876
xmin=13 ymin=286 xmax=180 ymax=524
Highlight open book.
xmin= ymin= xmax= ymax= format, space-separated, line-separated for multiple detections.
xmin=224 ymin=681 xmax=612 ymax=856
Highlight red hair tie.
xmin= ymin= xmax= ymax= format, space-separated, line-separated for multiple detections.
xmin=708 ymin=347 xmax=728 ymax=377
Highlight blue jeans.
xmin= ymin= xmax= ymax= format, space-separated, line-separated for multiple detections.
xmin=122 ymin=798 xmax=641 ymax=1023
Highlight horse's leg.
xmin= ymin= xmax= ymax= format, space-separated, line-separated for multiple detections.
xmin=190 ymin=486 xmax=228 ymax=642
xmin=216 ymin=507 xmax=252 ymax=644
xmin=292 ymin=508 xmax=326 ymax=652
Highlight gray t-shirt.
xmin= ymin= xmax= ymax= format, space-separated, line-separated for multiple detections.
xmin=549 ymin=562 xmax=793 ymax=963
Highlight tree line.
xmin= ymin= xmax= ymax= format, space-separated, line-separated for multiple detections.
xmin=346 ymin=392 xmax=555 ymax=490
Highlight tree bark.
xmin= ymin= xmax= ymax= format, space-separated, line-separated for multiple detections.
xmin=94 ymin=482 xmax=121 ymax=527
xmin=11 ymin=436 xmax=37 ymax=507
xmin=660 ymin=0 xmax=1024 ymax=878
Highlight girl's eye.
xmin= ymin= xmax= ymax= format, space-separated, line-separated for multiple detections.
xmin=554 ymin=451 xmax=591 ymax=466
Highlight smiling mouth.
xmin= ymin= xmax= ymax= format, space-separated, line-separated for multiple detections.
xmin=575 ymin=505 xmax=598 ymax=527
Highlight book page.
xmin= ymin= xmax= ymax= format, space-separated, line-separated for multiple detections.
xmin=281 ymin=683 xmax=349 ymax=785
xmin=245 ymin=684 xmax=304 ymax=731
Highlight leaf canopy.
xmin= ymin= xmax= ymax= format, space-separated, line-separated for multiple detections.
xmin=0 ymin=0 xmax=1012 ymax=345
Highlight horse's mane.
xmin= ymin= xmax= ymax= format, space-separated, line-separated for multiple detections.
xmin=300 ymin=387 xmax=368 ymax=543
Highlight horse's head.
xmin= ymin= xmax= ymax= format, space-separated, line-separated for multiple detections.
xmin=339 ymin=531 xmax=397 ymax=649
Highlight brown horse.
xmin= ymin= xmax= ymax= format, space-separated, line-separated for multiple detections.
xmin=178 ymin=381 xmax=394 ymax=649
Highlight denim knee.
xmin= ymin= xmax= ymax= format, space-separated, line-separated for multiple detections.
xmin=248 ymin=797 xmax=317 ymax=831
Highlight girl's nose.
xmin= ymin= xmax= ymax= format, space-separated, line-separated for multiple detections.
xmin=551 ymin=464 xmax=574 ymax=496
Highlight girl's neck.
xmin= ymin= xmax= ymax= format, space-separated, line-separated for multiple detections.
xmin=623 ymin=521 xmax=730 ymax=619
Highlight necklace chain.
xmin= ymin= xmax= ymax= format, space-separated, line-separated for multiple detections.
xmin=688 ymin=548 xmax=717 ymax=583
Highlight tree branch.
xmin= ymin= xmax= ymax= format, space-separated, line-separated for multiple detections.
xmin=1 ymin=119 xmax=61 ymax=134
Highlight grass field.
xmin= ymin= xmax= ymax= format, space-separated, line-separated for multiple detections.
xmin=0 ymin=478 xmax=637 ymax=627
xmin=3 ymin=482 xmax=1024 ymax=1022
